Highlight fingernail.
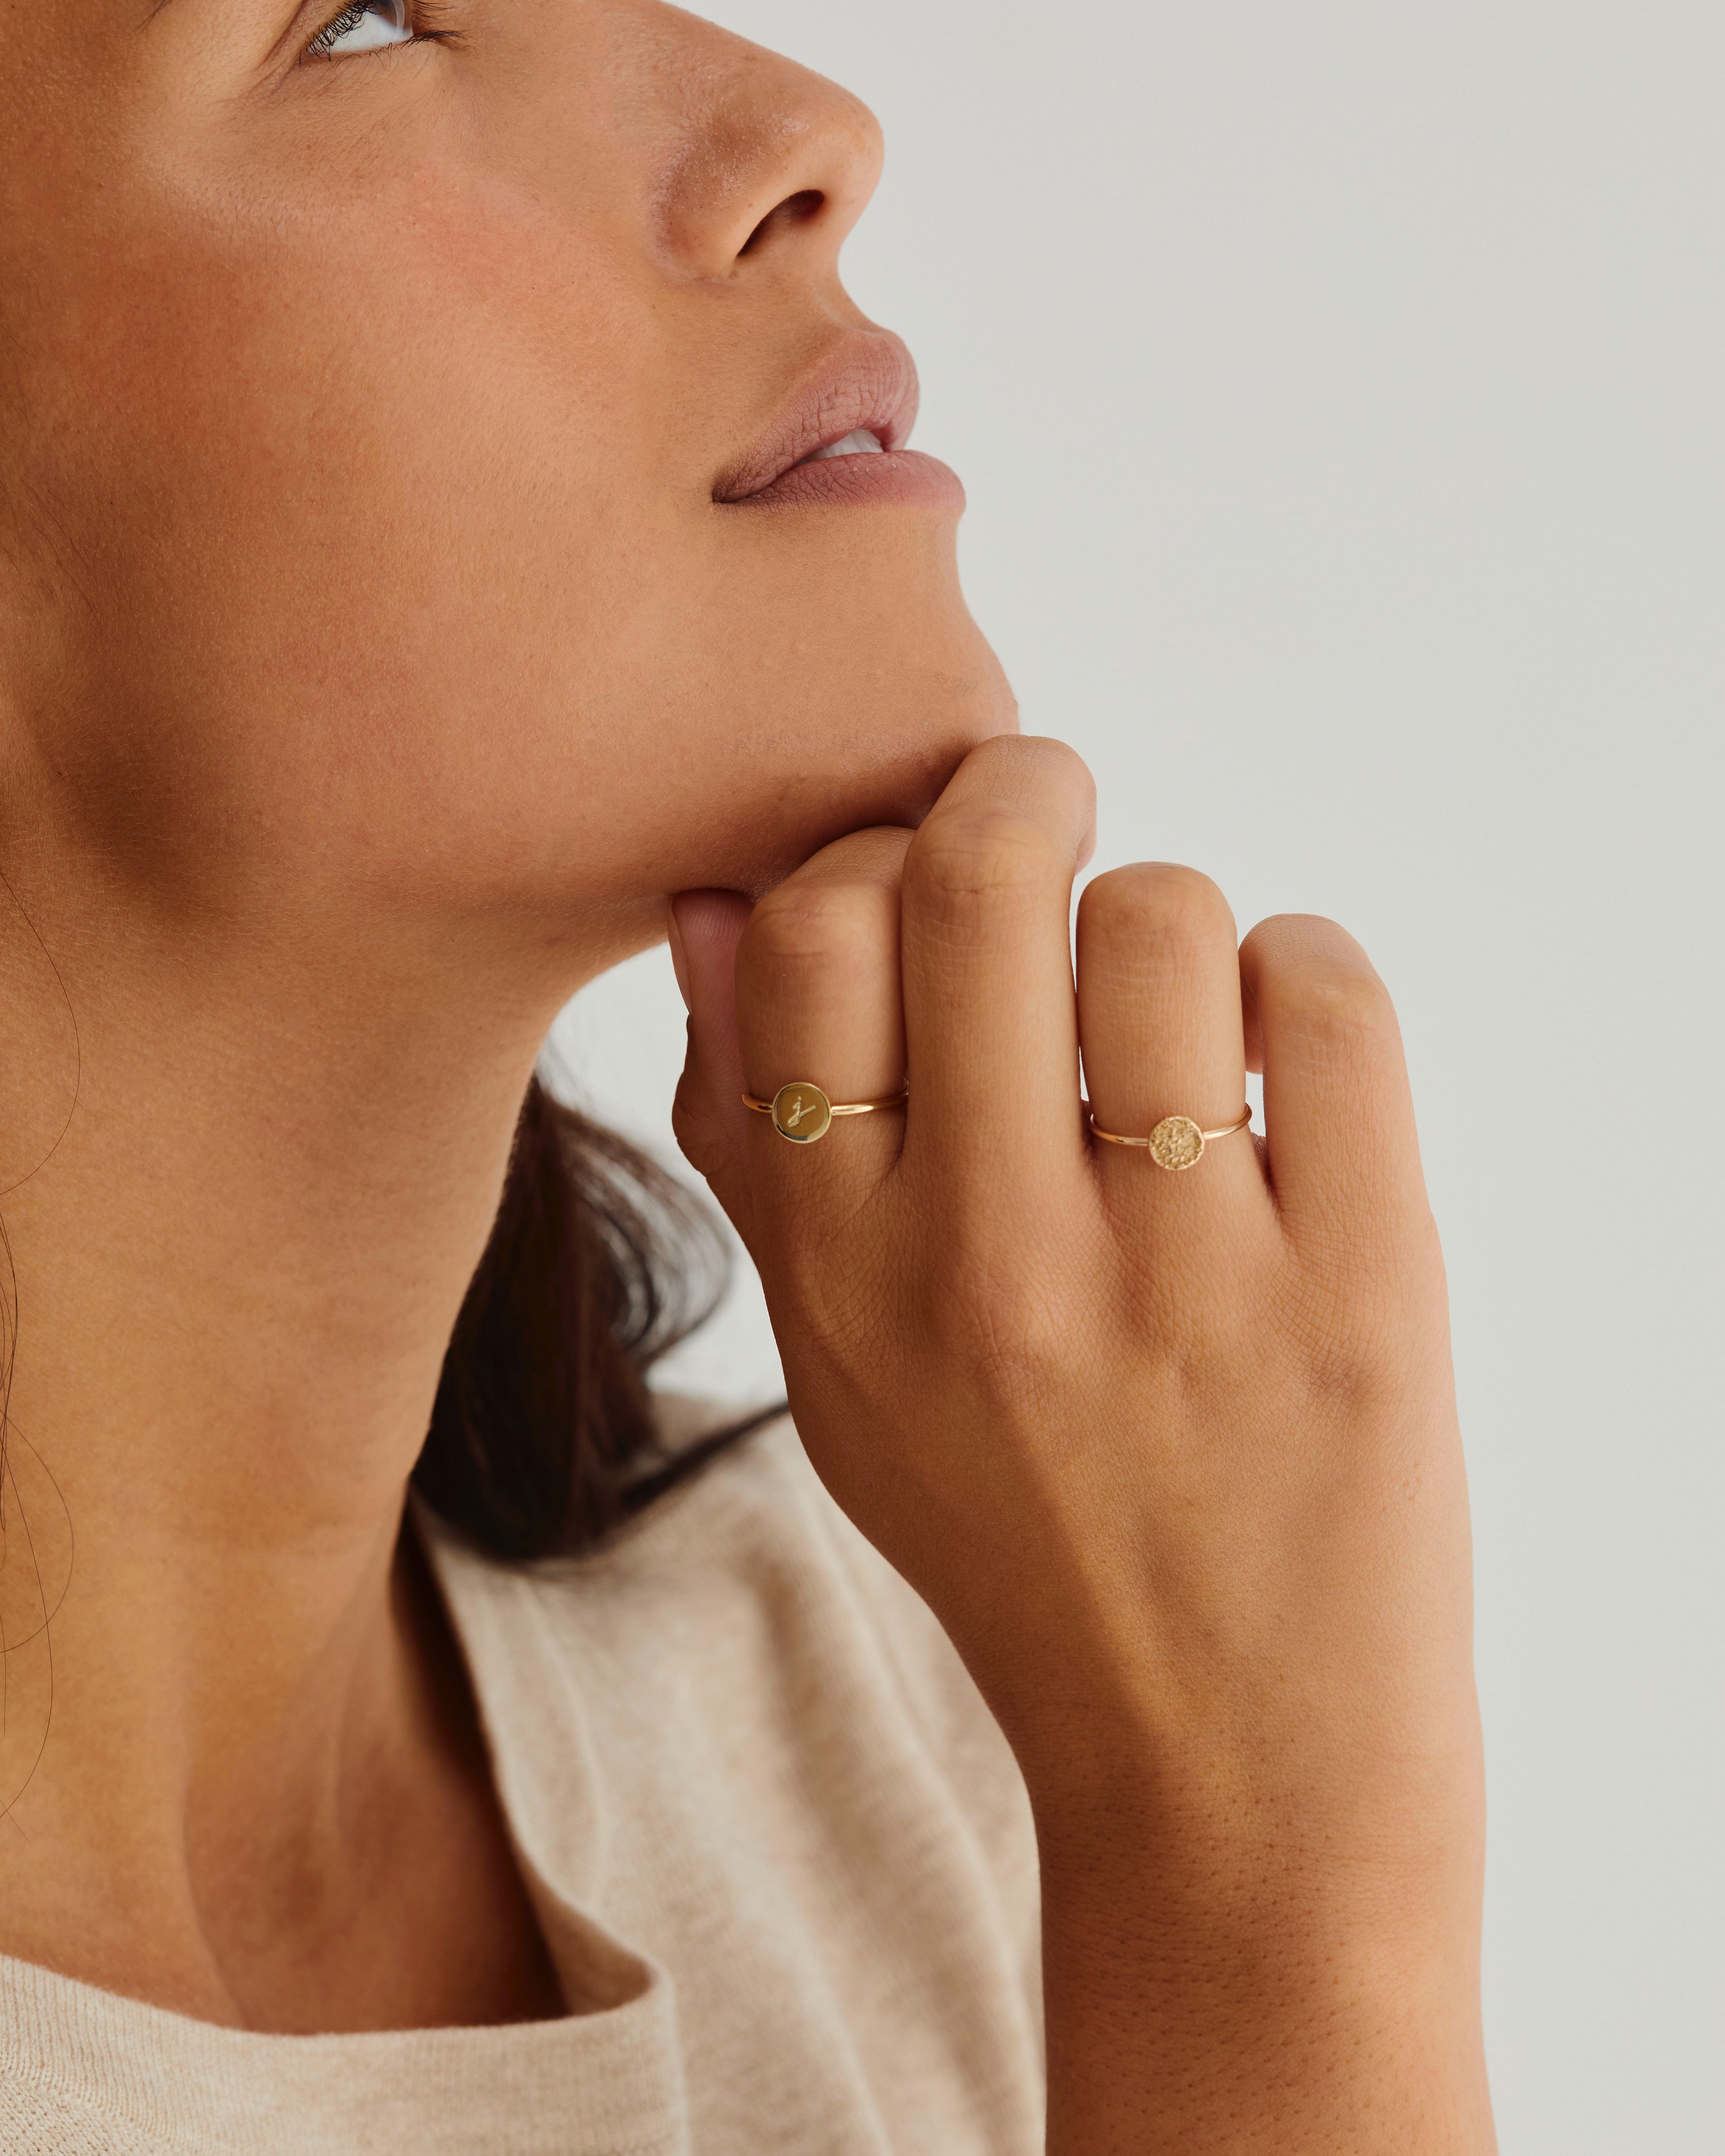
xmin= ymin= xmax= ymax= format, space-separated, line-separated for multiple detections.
xmin=665 ymin=899 xmax=691 ymax=1011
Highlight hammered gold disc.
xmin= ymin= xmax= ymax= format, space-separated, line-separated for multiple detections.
xmin=770 ymin=1082 xmax=833 ymax=1144
xmin=1147 ymin=1114 xmax=1205 ymax=1171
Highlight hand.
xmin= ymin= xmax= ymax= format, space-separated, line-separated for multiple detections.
xmin=672 ymin=735 xmax=1493 ymax=2152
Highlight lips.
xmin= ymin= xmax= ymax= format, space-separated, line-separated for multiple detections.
xmin=713 ymin=332 xmax=960 ymax=511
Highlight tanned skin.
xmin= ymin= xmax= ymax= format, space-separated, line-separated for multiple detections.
xmin=0 ymin=0 xmax=1492 ymax=2144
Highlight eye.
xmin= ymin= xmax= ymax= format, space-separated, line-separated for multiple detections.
xmin=304 ymin=0 xmax=413 ymax=61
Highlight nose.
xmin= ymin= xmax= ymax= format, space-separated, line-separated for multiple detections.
xmin=628 ymin=4 xmax=885 ymax=281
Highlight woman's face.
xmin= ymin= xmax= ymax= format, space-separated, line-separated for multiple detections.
xmin=0 ymin=0 xmax=1013 ymax=952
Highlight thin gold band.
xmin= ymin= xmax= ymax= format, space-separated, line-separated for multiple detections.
xmin=1087 ymin=1106 xmax=1251 ymax=1146
xmin=743 ymin=1083 xmax=1248 ymax=1165
xmin=1087 ymin=1103 xmax=1252 ymax=1171
xmin=744 ymin=1080 xmax=908 ymax=1145
xmin=742 ymin=1092 xmax=908 ymax=1118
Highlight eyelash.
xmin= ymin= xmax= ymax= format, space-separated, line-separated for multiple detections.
xmin=301 ymin=0 xmax=454 ymax=64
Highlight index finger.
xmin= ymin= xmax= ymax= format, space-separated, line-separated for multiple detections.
xmin=898 ymin=735 xmax=1095 ymax=1183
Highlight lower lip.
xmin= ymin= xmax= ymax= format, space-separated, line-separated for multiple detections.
xmin=723 ymin=448 xmax=966 ymax=516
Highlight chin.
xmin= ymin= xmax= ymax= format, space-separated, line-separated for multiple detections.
xmin=716 ymin=659 xmax=1019 ymax=902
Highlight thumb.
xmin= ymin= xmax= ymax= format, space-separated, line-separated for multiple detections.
xmin=668 ymin=889 xmax=755 ymax=1231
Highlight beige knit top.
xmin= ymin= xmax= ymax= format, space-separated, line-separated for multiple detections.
xmin=0 ymin=1407 xmax=1045 ymax=2154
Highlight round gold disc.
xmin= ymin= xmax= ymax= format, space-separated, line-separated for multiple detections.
xmin=1147 ymin=1114 xmax=1205 ymax=1171
xmin=770 ymin=1081 xmax=833 ymax=1144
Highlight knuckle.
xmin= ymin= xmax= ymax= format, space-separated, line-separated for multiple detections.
xmin=1082 ymin=861 xmax=1236 ymax=953
xmin=744 ymin=879 xmax=886 ymax=974
xmin=668 ymin=1089 xmax=708 ymax=1170
xmin=919 ymin=1223 xmax=1079 ymax=1403
xmin=670 ymin=1073 xmax=728 ymax=1185
xmin=1277 ymin=1274 xmax=1421 ymax=1409
xmin=1276 ymin=957 xmax=1396 ymax=1045
xmin=1245 ymin=916 xmax=1395 ymax=1048
xmin=908 ymin=810 xmax=1067 ymax=915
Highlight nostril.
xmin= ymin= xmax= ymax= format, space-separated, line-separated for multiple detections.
xmin=738 ymin=190 xmax=826 ymax=258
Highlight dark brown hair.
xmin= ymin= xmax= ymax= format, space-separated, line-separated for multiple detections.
xmin=412 ymin=1071 xmax=771 ymax=1560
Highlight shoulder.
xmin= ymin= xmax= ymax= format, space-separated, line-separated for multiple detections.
xmin=419 ymin=1402 xmax=1044 ymax=2136
xmin=421 ymin=1399 xmax=1039 ymax=1946
xmin=424 ymin=1400 xmax=995 ymax=1747
xmin=423 ymin=1397 xmax=922 ymax=1649
xmin=508 ymin=1402 xmax=1004 ymax=1750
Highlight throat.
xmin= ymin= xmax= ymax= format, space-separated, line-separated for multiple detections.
xmin=0 ymin=1515 xmax=566 ymax=2035
xmin=188 ymin=1522 xmax=568 ymax=2035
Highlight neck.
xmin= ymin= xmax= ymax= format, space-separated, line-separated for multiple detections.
xmin=0 ymin=837 xmax=650 ymax=2022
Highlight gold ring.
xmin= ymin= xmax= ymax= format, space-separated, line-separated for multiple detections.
xmin=1086 ymin=1103 xmax=1251 ymax=1171
xmin=743 ymin=1081 xmax=908 ymax=1145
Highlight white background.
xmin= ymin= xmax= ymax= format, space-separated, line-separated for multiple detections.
xmin=554 ymin=6 xmax=1724 ymax=2148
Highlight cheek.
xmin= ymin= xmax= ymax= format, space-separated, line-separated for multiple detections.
xmin=24 ymin=175 xmax=1014 ymax=915
xmin=24 ymin=198 xmax=643 ymax=875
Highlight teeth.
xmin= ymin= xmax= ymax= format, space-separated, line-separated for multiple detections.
xmin=801 ymin=428 xmax=885 ymax=464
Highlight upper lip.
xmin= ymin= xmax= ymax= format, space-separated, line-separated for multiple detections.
xmin=713 ymin=332 xmax=920 ymax=503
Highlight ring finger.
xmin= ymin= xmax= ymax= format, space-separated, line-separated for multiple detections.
xmin=1075 ymin=862 xmax=1270 ymax=1224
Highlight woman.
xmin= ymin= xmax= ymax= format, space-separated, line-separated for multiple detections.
xmin=0 ymin=0 xmax=1495 ymax=2147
